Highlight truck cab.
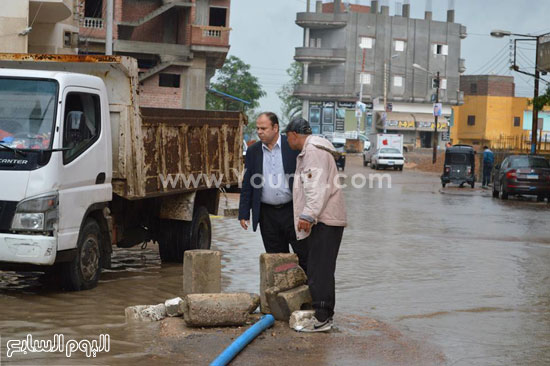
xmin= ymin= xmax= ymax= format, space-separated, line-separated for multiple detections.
xmin=0 ymin=69 xmax=112 ymax=289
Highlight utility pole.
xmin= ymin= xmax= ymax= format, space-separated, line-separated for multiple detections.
xmin=383 ymin=61 xmax=387 ymax=133
xmin=357 ymin=47 xmax=367 ymax=133
xmin=531 ymin=37 xmax=540 ymax=154
xmin=105 ymin=0 xmax=114 ymax=55
xmin=433 ymin=71 xmax=440 ymax=164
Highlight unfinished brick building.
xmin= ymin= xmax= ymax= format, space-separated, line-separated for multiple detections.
xmin=78 ymin=0 xmax=231 ymax=109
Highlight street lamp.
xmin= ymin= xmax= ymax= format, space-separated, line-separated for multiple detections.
xmin=383 ymin=54 xmax=400 ymax=133
xmin=413 ymin=63 xmax=441 ymax=164
xmin=490 ymin=29 xmax=550 ymax=154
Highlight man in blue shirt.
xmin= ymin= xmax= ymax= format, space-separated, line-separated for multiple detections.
xmin=238 ymin=112 xmax=306 ymax=270
xmin=482 ymin=146 xmax=495 ymax=188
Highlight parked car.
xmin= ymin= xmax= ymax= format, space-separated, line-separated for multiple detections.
xmin=330 ymin=135 xmax=346 ymax=171
xmin=364 ymin=133 xmax=403 ymax=167
xmin=441 ymin=144 xmax=476 ymax=188
xmin=492 ymin=155 xmax=550 ymax=201
xmin=370 ymin=147 xmax=404 ymax=170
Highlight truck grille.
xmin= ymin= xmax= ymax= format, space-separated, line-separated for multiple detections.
xmin=0 ymin=201 xmax=17 ymax=232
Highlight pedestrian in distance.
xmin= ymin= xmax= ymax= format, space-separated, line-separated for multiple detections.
xmin=285 ymin=117 xmax=347 ymax=333
xmin=482 ymin=146 xmax=495 ymax=188
xmin=238 ymin=112 xmax=308 ymax=271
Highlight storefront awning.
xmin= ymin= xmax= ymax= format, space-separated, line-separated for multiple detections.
xmin=413 ymin=113 xmax=449 ymax=131
xmin=376 ymin=112 xmax=415 ymax=130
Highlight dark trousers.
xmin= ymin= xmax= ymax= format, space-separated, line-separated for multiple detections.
xmin=259 ymin=203 xmax=308 ymax=272
xmin=483 ymin=163 xmax=493 ymax=186
xmin=300 ymin=223 xmax=344 ymax=322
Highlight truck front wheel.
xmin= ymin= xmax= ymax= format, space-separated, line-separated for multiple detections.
xmin=62 ymin=218 xmax=102 ymax=291
xmin=190 ymin=206 xmax=211 ymax=250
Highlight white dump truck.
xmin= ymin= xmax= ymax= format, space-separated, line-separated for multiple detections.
xmin=0 ymin=54 xmax=245 ymax=290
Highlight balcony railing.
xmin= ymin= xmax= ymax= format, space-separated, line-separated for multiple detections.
xmin=190 ymin=25 xmax=230 ymax=47
xmin=295 ymin=12 xmax=348 ymax=29
xmin=295 ymin=47 xmax=346 ymax=63
xmin=83 ymin=17 xmax=104 ymax=29
xmin=294 ymin=84 xmax=345 ymax=97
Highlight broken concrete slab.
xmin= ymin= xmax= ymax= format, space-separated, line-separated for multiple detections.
xmin=273 ymin=265 xmax=307 ymax=292
xmin=275 ymin=285 xmax=313 ymax=321
xmin=259 ymin=253 xmax=299 ymax=313
xmin=289 ymin=310 xmax=316 ymax=330
xmin=125 ymin=304 xmax=167 ymax=322
xmin=183 ymin=250 xmax=221 ymax=296
xmin=183 ymin=293 xmax=260 ymax=327
xmin=265 ymin=286 xmax=286 ymax=321
xmin=165 ymin=297 xmax=184 ymax=317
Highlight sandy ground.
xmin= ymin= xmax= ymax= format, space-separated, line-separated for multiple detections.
xmin=150 ymin=313 xmax=445 ymax=366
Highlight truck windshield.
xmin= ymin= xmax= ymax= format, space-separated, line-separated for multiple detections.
xmin=0 ymin=78 xmax=58 ymax=150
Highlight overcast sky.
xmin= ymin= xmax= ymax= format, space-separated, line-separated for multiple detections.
xmin=227 ymin=0 xmax=550 ymax=117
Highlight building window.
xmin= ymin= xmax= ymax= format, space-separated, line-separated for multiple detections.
xmin=64 ymin=31 xmax=71 ymax=48
xmin=393 ymin=75 xmax=403 ymax=87
xmin=209 ymin=7 xmax=227 ymax=27
xmin=470 ymin=83 xmax=477 ymax=93
xmin=433 ymin=44 xmax=449 ymax=55
xmin=514 ymin=116 xmax=521 ymax=127
xmin=467 ymin=115 xmax=476 ymax=126
xmin=359 ymin=73 xmax=371 ymax=85
xmin=84 ymin=0 xmax=103 ymax=18
xmin=394 ymin=40 xmax=406 ymax=52
xmin=359 ymin=37 xmax=374 ymax=49
xmin=316 ymin=38 xmax=322 ymax=48
xmin=433 ymin=77 xmax=447 ymax=90
xmin=159 ymin=73 xmax=181 ymax=88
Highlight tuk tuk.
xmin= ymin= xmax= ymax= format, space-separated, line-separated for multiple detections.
xmin=441 ymin=145 xmax=476 ymax=188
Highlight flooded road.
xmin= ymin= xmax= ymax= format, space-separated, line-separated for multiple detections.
xmin=1 ymin=155 xmax=549 ymax=365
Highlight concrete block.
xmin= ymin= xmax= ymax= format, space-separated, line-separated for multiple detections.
xmin=273 ymin=265 xmax=307 ymax=292
xmin=275 ymin=285 xmax=312 ymax=321
xmin=183 ymin=250 xmax=221 ymax=296
xmin=289 ymin=310 xmax=316 ymax=329
xmin=265 ymin=286 xmax=286 ymax=321
xmin=259 ymin=253 xmax=299 ymax=313
xmin=165 ymin=297 xmax=184 ymax=317
xmin=183 ymin=293 xmax=260 ymax=327
xmin=125 ymin=304 xmax=167 ymax=322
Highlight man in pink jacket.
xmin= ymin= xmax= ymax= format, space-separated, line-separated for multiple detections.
xmin=285 ymin=117 xmax=347 ymax=332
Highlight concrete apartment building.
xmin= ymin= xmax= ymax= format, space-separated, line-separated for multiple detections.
xmin=294 ymin=0 xmax=467 ymax=149
xmin=451 ymin=75 xmax=550 ymax=148
xmin=79 ymin=0 xmax=231 ymax=109
xmin=0 ymin=0 xmax=79 ymax=54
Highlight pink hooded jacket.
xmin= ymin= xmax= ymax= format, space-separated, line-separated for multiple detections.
xmin=293 ymin=135 xmax=347 ymax=240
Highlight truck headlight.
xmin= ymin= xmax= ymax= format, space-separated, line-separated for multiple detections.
xmin=11 ymin=194 xmax=58 ymax=232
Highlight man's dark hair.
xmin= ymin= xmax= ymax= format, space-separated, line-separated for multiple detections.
xmin=284 ymin=117 xmax=312 ymax=135
xmin=483 ymin=145 xmax=489 ymax=149
xmin=259 ymin=112 xmax=279 ymax=126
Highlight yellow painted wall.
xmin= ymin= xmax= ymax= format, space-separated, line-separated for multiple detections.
xmin=451 ymin=95 xmax=531 ymax=146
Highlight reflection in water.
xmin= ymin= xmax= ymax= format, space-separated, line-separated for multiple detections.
xmin=0 ymin=163 xmax=549 ymax=365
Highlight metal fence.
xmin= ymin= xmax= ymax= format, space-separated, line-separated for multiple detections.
xmin=490 ymin=134 xmax=550 ymax=153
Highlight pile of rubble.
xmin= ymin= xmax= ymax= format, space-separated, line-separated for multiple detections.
xmin=125 ymin=250 xmax=313 ymax=327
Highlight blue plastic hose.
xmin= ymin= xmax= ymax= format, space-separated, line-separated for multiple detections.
xmin=210 ymin=314 xmax=275 ymax=366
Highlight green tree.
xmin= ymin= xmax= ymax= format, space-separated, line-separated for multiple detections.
xmin=207 ymin=56 xmax=266 ymax=112
xmin=532 ymin=85 xmax=550 ymax=111
xmin=277 ymin=62 xmax=303 ymax=124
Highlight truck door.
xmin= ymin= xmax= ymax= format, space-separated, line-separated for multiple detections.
xmin=57 ymin=88 xmax=112 ymax=251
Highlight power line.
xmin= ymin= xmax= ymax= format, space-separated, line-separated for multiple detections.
xmin=470 ymin=44 xmax=509 ymax=74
